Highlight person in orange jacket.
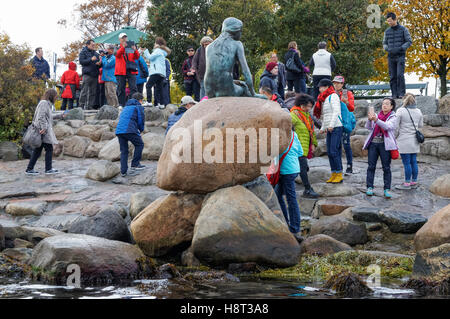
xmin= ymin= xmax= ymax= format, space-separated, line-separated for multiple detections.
xmin=61 ymin=62 xmax=80 ymax=110
xmin=115 ymin=33 xmax=140 ymax=106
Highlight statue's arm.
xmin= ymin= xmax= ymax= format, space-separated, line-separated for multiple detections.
xmin=236 ymin=42 xmax=255 ymax=96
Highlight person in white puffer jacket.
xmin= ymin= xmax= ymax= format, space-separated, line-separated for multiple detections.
xmin=309 ymin=41 xmax=337 ymax=100
xmin=317 ymin=79 xmax=344 ymax=184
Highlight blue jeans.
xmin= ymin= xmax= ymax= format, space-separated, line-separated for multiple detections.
xmin=275 ymin=173 xmax=301 ymax=234
xmin=401 ymin=153 xmax=418 ymax=183
xmin=117 ymin=133 xmax=144 ymax=175
xmin=367 ymin=142 xmax=392 ymax=190
xmin=326 ymin=126 xmax=344 ymax=173
xmin=287 ymin=78 xmax=306 ymax=94
xmin=342 ymin=131 xmax=353 ymax=167
xmin=117 ymin=74 xmax=137 ymax=107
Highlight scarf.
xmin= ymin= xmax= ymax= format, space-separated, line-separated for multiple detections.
xmin=373 ymin=111 xmax=391 ymax=137
xmin=313 ymin=86 xmax=335 ymax=119
xmin=291 ymin=106 xmax=315 ymax=136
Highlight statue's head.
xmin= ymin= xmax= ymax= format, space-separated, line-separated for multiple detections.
xmin=222 ymin=17 xmax=243 ymax=40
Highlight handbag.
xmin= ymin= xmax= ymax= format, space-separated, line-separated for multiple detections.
xmin=266 ymin=133 xmax=295 ymax=187
xmin=390 ymin=149 xmax=400 ymax=160
xmin=286 ymin=56 xmax=302 ymax=74
xmin=405 ymin=107 xmax=425 ymax=144
xmin=23 ymin=123 xmax=42 ymax=149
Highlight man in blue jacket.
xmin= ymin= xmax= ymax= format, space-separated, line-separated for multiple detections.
xmin=166 ymin=96 xmax=197 ymax=135
xmin=115 ymin=93 xmax=146 ymax=177
xmin=31 ymin=47 xmax=50 ymax=80
xmin=383 ymin=12 xmax=413 ymax=99
xmin=102 ymin=45 xmax=119 ymax=107
xmin=136 ymin=55 xmax=149 ymax=95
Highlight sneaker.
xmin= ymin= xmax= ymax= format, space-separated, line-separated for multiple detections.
xmin=45 ymin=169 xmax=59 ymax=175
xmin=345 ymin=166 xmax=353 ymax=175
xmin=121 ymin=170 xmax=139 ymax=177
xmin=142 ymin=102 xmax=153 ymax=107
xmin=384 ymin=189 xmax=393 ymax=199
xmin=131 ymin=164 xmax=146 ymax=171
xmin=293 ymin=233 xmax=305 ymax=244
xmin=395 ymin=182 xmax=411 ymax=190
xmin=157 ymin=104 xmax=166 ymax=110
xmin=25 ymin=170 xmax=40 ymax=176
xmin=303 ymin=188 xmax=319 ymax=199
xmin=410 ymin=182 xmax=419 ymax=189
xmin=366 ymin=187 xmax=374 ymax=196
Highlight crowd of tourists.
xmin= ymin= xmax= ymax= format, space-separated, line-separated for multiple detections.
xmin=26 ymin=12 xmax=421 ymax=242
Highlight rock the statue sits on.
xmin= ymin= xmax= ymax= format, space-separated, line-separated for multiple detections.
xmin=204 ymin=17 xmax=257 ymax=98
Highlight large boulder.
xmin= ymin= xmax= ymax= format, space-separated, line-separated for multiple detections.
xmin=28 ymin=234 xmax=153 ymax=285
xmin=68 ymin=209 xmax=132 ymax=243
xmin=314 ymin=139 xmax=327 ymax=157
xmin=5 ymin=201 xmax=47 ymax=217
xmin=85 ymin=160 xmax=120 ymax=182
xmin=312 ymin=183 xmax=358 ymax=197
xmin=0 ymin=142 xmax=19 ymax=162
xmin=420 ymin=137 xmax=450 ymax=160
xmin=98 ymin=138 xmax=134 ymax=162
xmin=412 ymin=243 xmax=450 ymax=278
xmin=379 ymin=210 xmax=427 ymax=234
xmin=354 ymin=100 xmax=369 ymax=119
xmin=300 ymin=234 xmax=353 ymax=256
xmin=95 ymin=105 xmax=119 ymax=121
xmin=243 ymin=176 xmax=284 ymax=222
xmin=76 ymin=125 xmax=110 ymax=142
xmin=63 ymin=136 xmax=91 ymax=158
xmin=438 ymin=94 xmax=450 ymax=115
xmin=310 ymin=215 xmax=368 ymax=246
xmin=350 ymin=135 xmax=368 ymax=157
xmin=144 ymin=107 xmax=165 ymax=122
xmin=421 ymin=126 xmax=450 ymax=138
xmin=414 ymin=205 xmax=450 ymax=251
xmin=352 ymin=207 xmax=382 ymax=223
xmin=131 ymin=193 xmax=205 ymax=257
xmin=53 ymin=124 xmax=75 ymax=139
xmin=0 ymin=225 xmax=4 ymax=251
xmin=142 ymin=132 xmax=165 ymax=160
xmin=430 ymin=174 xmax=450 ymax=198
xmin=370 ymin=96 xmax=438 ymax=115
xmin=85 ymin=141 xmax=108 ymax=158
xmin=129 ymin=191 xmax=168 ymax=219
xmin=423 ymin=114 xmax=449 ymax=127
xmin=191 ymin=186 xmax=300 ymax=267
xmin=157 ymin=97 xmax=292 ymax=194
xmin=64 ymin=108 xmax=84 ymax=121
xmin=296 ymin=167 xmax=330 ymax=185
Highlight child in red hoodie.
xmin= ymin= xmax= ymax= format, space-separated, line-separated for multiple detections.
xmin=61 ymin=62 xmax=80 ymax=110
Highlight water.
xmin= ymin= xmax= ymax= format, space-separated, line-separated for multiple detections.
xmin=0 ymin=276 xmax=421 ymax=299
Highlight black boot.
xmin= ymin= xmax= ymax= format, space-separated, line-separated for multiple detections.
xmin=345 ymin=165 xmax=353 ymax=175
xmin=303 ymin=188 xmax=319 ymax=199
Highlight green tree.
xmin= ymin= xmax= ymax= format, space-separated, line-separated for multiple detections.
xmin=143 ymin=0 xmax=215 ymax=86
xmin=275 ymin=0 xmax=387 ymax=85
xmin=0 ymin=33 xmax=45 ymax=142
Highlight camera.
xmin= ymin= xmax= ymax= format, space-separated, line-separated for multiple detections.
xmin=125 ymin=41 xmax=136 ymax=54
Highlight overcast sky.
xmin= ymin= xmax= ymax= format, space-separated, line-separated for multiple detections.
xmin=0 ymin=0 xmax=438 ymax=96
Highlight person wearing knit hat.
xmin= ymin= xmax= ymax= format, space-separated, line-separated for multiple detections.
xmin=259 ymin=62 xmax=279 ymax=94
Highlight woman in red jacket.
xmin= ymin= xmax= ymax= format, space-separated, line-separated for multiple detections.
xmin=61 ymin=62 xmax=80 ymax=110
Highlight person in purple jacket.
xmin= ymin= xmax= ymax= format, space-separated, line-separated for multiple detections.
xmin=363 ymin=98 xmax=398 ymax=199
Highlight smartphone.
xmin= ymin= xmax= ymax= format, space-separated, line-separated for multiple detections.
xmin=369 ymin=106 xmax=375 ymax=117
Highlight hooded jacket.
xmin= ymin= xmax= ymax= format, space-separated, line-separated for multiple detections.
xmin=115 ymin=99 xmax=145 ymax=136
xmin=115 ymin=44 xmax=140 ymax=76
xmin=166 ymin=106 xmax=188 ymax=135
xmin=101 ymin=54 xmax=117 ymax=83
xmin=61 ymin=62 xmax=80 ymax=88
xmin=144 ymin=46 xmax=171 ymax=77
xmin=259 ymin=70 xmax=278 ymax=93
xmin=79 ymin=46 xmax=100 ymax=77
xmin=31 ymin=56 xmax=50 ymax=80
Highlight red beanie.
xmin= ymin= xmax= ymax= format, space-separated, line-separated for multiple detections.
xmin=266 ymin=62 xmax=278 ymax=72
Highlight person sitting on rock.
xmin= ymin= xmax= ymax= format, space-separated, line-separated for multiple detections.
xmin=259 ymin=86 xmax=287 ymax=109
xmin=115 ymin=92 xmax=146 ymax=177
xmin=166 ymin=96 xmax=198 ymax=135
xmin=204 ymin=17 xmax=256 ymax=98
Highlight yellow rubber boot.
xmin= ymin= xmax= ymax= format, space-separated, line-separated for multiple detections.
xmin=326 ymin=173 xmax=337 ymax=183
xmin=332 ymin=173 xmax=344 ymax=184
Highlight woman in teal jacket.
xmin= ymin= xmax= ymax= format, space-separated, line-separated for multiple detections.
xmin=275 ymin=131 xmax=304 ymax=242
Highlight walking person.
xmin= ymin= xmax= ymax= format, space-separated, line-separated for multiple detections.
xmin=78 ymin=40 xmax=101 ymax=110
xmin=102 ymin=45 xmax=119 ymax=107
xmin=310 ymin=42 xmax=337 ymax=100
xmin=291 ymin=94 xmax=319 ymax=198
xmin=60 ymin=62 xmax=80 ymax=111
xmin=192 ymin=36 xmax=213 ymax=99
xmin=136 ymin=55 xmax=149 ymax=95
xmin=395 ymin=93 xmax=423 ymax=190
xmin=115 ymin=93 xmax=146 ymax=177
xmin=333 ymin=75 xmax=355 ymax=174
xmin=316 ymin=79 xmax=344 ymax=184
xmin=270 ymin=53 xmax=287 ymax=99
xmin=182 ymin=46 xmax=200 ymax=102
xmin=274 ymin=130 xmax=304 ymax=243
xmin=285 ymin=42 xmax=307 ymax=94
xmin=144 ymin=37 xmax=171 ymax=107
xmin=383 ymin=12 xmax=413 ymax=99
xmin=116 ymin=33 xmax=140 ymax=106
xmin=363 ymin=98 xmax=398 ymax=199
xmin=30 ymin=47 xmax=50 ymax=81
xmin=25 ymin=89 xmax=59 ymax=176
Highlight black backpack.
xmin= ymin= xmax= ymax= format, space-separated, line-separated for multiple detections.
xmin=137 ymin=58 xmax=149 ymax=78
xmin=124 ymin=48 xmax=138 ymax=73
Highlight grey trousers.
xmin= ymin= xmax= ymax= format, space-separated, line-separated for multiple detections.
xmin=79 ymin=74 xmax=97 ymax=109
xmin=105 ymin=81 xmax=119 ymax=107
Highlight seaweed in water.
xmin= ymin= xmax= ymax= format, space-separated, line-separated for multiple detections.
xmin=324 ymin=272 xmax=373 ymax=298
xmin=402 ymin=277 xmax=450 ymax=296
